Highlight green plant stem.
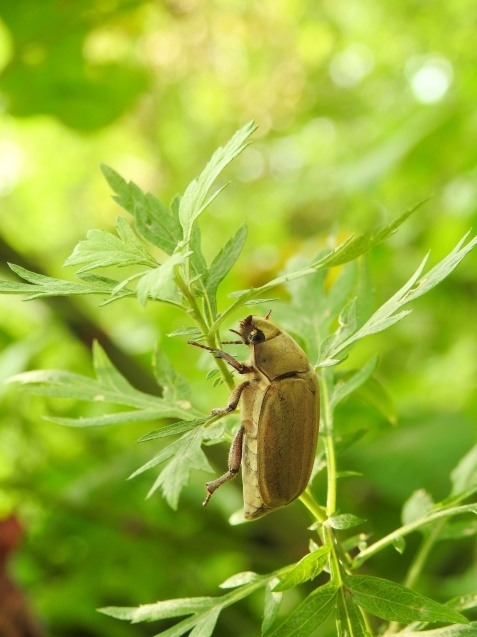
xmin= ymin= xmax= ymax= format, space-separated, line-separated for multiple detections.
xmin=175 ymin=269 xmax=235 ymax=390
xmin=320 ymin=369 xmax=337 ymax=516
xmin=353 ymin=503 xmax=477 ymax=568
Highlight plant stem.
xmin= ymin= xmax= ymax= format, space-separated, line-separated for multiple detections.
xmin=353 ymin=503 xmax=477 ymax=568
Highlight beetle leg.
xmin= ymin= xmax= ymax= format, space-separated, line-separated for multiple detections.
xmin=188 ymin=341 xmax=252 ymax=374
xmin=211 ymin=380 xmax=250 ymax=416
xmin=203 ymin=425 xmax=244 ymax=507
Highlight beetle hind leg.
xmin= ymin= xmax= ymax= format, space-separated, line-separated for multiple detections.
xmin=203 ymin=425 xmax=244 ymax=507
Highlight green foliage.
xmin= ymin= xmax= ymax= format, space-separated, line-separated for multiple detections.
xmin=1 ymin=125 xmax=477 ymax=636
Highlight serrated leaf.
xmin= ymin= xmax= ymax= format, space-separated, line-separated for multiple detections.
xmin=273 ymin=546 xmax=329 ymax=592
xmin=101 ymin=165 xmax=182 ymax=254
xmin=318 ymin=232 xmax=477 ymax=363
xmin=345 ymin=575 xmax=468 ymax=625
xmin=136 ymin=424 xmax=223 ymax=509
xmin=262 ymin=578 xmax=282 ymax=635
xmin=64 ymin=216 xmax=157 ymax=273
xmin=331 ymin=356 xmax=378 ymax=408
xmin=328 ymin=513 xmax=366 ymax=530
xmin=137 ymin=252 xmax=190 ymax=306
xmin=336 ymin=589 xmax=371 ymax=637
xmin=268 ymin=583 xmax=339 ymax=637
xmin=402 ymin=489 xmax=435 ymax=526
xmin=178 ymin=122 xmax=257 ymax=240
xmin=230 ymin=200 xmax=428 ymax=305
xmin=138 ymin=419 xmax=206 ymax=442
xmin=8 ymin=342 xmax=197 ymax=427
xmin=219 ymin=572 xmax=260 ymax=589
xmin=0 ymin=264 xmax=133 ymax=301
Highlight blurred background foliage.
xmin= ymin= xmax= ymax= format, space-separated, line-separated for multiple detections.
xmin=0 ymin=0 xmax=476 ymax=635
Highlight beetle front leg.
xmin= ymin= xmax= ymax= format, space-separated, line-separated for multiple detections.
xmin=188 ymin=341 xmax=252 ymax=374
xmin=203 ymin=425 xmax=244 ymax=507
xmin=211 ymin=380 xmax=250 ymax=416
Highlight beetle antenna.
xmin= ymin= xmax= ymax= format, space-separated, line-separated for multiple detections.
xmin=265 ymin=309 xmax=272 ymax=320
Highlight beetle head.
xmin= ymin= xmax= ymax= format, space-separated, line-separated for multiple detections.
xmin=239 ymin=315 xmax=280 ymax=345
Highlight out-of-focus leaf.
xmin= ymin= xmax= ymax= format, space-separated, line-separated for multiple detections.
xmin=262 ymin=578 xmax=282 ymax=635
xmin=328 ymin=513 xmax=366 ymax=531
xmin=331 ymin=356 xmax=378 ymax=408
xmin=219 ymin=572 xmax=260 ymax=589
xmin=402 ymin=489 xmax=435 ymax=526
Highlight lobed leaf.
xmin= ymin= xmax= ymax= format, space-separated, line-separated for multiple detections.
xmin=178 ymin=122 xmax=257 ymax=240
xmin=0 ymin=264 xmax=133 ymax=301
xmin=101 ymin=164 xmax=182 ymax=254
xmin=64 ymin=216 xmax=157 ymax=273
xmin=331 ymin=356 xmax=378 ymax=408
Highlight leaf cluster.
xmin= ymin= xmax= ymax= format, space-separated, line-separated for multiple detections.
xmin=2 ymin=124 xmax=477 ymax=636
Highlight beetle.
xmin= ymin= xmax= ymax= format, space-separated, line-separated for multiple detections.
xmin=189 ymin=313 xmax=319 ymax=520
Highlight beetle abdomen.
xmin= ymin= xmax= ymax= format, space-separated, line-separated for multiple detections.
xmin=257 ymin=375 xmax=318 ymax=508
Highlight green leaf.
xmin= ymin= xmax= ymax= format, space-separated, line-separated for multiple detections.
xmin=448 ymin=592 xmax=477 ymax=612
xmin=0 ymin=264 xmax=133 ymax=300
xmin=99 ymin=597 xmax=215 ymax=623
xmin=336 ymin=589 xmax=371 ymax=637
xmin=268 ymin=583 xmax=339 ymax=637
xmin=188 ymin=607 xmax=221 ymax=637
xmin=8 ymin=342 xmax=197 ymax=426
xmin=178 ymin=122 xmax=257 ymax=240
xmin=344 ymin=575 xmax=469 ymax=624
xmin=328 ymin=513 xmax=366 ymax=530
xmin=219 ymin=572 xmax=260 ymax=589
xmin=168 ymin=327 xmax=203 ymax=339
xmin=262 ymin=578 xmax=282 ymax=635
xmin=138 ymin=419 xmax=206 ymax=442
xmin=317 ymin=232 xmax=477 ymax=364
xmin=206 ymin=223 xmax=248 ymax=300
xmin=137 ymin=252 xmax=190 ymax=306
xmin=402 ymin=489 xmax=435 ymax=525
xmin=450 ymin=444 xmax=477 ymax=498
xmin=331 ymin=356 xmax=378 ymax=408
xmin=130 ymin=423 xmax=223 ymax=509
xmin=398 ymin=623 xmax=477 ymax=636
xmin=153 ymin=348 xmax=191 ymax=402
xmin=101 ymin=164 xmax=183 ymax=254
xmin=63 ymin=216 xmax=157 ymax=273
xmin=273 ymin=546 xmax=329 ymax=592
xmin=354 ymin=376 xmax=397 ymax=425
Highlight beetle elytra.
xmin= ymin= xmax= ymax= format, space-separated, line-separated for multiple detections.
xmin=189 ymin=314 xmax=319 ymax=520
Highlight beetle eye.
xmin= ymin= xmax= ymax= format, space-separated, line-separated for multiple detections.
xmin=249 ymin=329 xmax=265 ymax=344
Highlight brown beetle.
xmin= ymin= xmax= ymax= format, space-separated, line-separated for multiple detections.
xmin=189 ymin=314 xmax=319 ymax=519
